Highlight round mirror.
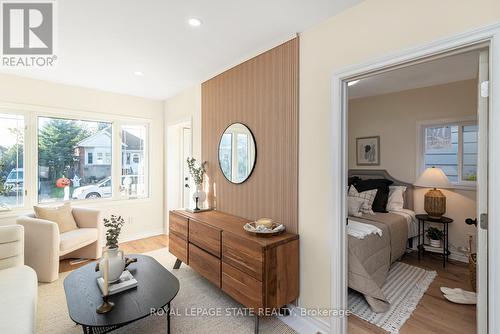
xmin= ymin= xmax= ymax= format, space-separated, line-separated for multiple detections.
xmin=218 ymin=122 xmax=256 ymax=184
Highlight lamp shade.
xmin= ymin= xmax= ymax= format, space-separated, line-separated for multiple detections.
xmin=414 ymin=167 xmax=452 ymax=189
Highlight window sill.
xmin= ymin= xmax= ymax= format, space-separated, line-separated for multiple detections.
xmin=449 ymin=184 xmax=477 ymax=191
xmin=0 ymin=197 xmax=152 ymax=219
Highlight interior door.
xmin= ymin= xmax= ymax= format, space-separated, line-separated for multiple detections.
xmin=182 ymin=127 xmax=192 ymax=208
xmin=477 ymin=48 xmax=489 ymax=334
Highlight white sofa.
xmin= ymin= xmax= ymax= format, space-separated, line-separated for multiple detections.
xmin=17 ymin=207 xmax=102 ymax=283
xmin=0 ymin=225 xmax=37 ymax=334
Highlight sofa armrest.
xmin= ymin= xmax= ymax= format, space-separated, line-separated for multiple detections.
xmin=72 ymin=207 xmax=101 ymax=229
xmin=16 ymin=216 xmax=60 ymax=282
xmin=0 ymin=225 xmax=24 ymax=270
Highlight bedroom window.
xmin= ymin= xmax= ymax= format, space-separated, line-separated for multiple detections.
xmin=420 ymin=120 xmax=477 ymax=187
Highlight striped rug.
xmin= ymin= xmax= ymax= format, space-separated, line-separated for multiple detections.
xmin=348 ymin=262 xmax=436 ymax=333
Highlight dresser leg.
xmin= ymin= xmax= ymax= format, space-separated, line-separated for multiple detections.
xmin=173 ymin=259 xmax=182 ymax=269
xmin=254 ymin=315 xmax=259 ymax=334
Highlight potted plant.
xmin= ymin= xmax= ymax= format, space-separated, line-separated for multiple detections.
xmin=99 ymin=215 xmax=126 ymax=283
xmin=426 ymin=227 xmax=444 ymax=247
xmin=186 ymin=157 xmax=207 ymax=211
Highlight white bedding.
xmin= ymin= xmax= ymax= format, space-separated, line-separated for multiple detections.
xmin=347 ymin=219 xmax=383 ymax=239
xmin=389 ymin=208 xmax=418 ymax=238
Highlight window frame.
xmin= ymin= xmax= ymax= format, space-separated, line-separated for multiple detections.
xmin=0 ymin=109 xmax=29 ymax=212
xmin=417 ymin=116 xmax=477 ymax=190
xmin=0 ymin=102 xmax=152 ymax=215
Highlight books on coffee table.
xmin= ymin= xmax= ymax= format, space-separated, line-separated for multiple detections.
xmin=97 ymin=270 xmax=137 ymax=296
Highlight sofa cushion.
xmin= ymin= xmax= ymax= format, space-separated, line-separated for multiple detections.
xmin=0 ymin=265 xmax=37 ymax=334
xmin=60 ymin=228 xmax=98 ymax=255
xmin=34 ymin=202 xmax=78 ymax=233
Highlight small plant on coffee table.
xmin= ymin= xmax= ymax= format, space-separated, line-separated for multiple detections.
xmin=103 ymin=215 xmax=125 ymax=249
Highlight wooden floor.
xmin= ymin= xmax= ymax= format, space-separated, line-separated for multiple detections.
xmin=59 ymin=234 xmax=169 ymax=273
xmin=349 ymin=251 xmax=476 ymax=334
xmin=59 ymin=235 xmax=475 ymax=333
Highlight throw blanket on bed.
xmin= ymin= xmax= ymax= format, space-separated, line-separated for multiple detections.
xmin=348 ymin=220 xmax=383 ymax=239
xmin=348 ymin=212 xmax=408 ymax=312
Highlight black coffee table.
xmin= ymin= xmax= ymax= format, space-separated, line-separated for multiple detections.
xmin=63 ymin=254 xmax=179 ymax=334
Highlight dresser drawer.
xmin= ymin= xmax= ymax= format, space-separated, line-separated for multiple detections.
xmin=222 ymin=263 xmax=263 ymax=309
xmin=222 ymin=232 xmax=263 ymax=281
xmin=189 ymin=219 xmax=222 ymax=258
xmin=169 ymin=212 xmax=188 ymax=239
xmin=169 ymin=233 xmax=188 ymax=264
xmin=189 ymin=243 xmax=221 ymax=288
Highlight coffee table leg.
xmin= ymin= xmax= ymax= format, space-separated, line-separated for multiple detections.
xmin=254 ymin=315 xmax=259 ymax=334
xmin=173 ymin=259 xmax=182 ymax=269
xmin=167 ymin=302 xmax=171 ymax=334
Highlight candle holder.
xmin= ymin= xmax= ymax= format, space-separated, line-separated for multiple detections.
xmin=96 ymin=295 xmax=114 ymax=314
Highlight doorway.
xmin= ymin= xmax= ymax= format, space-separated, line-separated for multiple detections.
xmin=330 ymin=26 xmax=500 ymax=334
xmin=166 ymin=119 xmax=192 ymax=227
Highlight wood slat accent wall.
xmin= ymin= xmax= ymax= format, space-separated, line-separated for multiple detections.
xmin=201 ymin=38 xmax=299 ymax=233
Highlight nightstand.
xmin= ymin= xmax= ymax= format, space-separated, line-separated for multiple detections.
xmin=416 ymin=214 xmax=453 ymax=267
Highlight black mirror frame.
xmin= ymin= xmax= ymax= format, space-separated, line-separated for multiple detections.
xmin=217 ymin=122 xmax=257 ymax=184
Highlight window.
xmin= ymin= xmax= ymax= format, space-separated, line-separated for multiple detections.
xmin=38 ymin=117 xmax=112 ymax=203
xmin=421 ymin=120 xmax=477 ymax=186
xmin=237 ymin=133 xmax=249 ymax=182
xmin=121 ymin=125 xmax=148 ymax=198
xmin=219 ymin=133 xmax=232 ymax=180
xmin=0 ymin=114 xmax=24 ymax=209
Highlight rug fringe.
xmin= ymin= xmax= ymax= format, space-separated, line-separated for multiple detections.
xmin=382 ymin=270 xmax=437 ymax=333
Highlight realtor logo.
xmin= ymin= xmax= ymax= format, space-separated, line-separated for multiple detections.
xmin=1 ymin=1 xmax=56 ymax=66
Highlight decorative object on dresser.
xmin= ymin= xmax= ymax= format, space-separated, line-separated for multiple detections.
xmin=64 ymin=254 xmax=179 ymax=334
xmin=218 ymin=122 xmax=257 ymax=184
xmin=414 ymin=166 xmax=452 ymax=219
xmin=186 ymin=157 xmax=208 ymax=211
xmin=416 ymin=214 xmax=453 ymax=267
xmin=168 ymin=210 xmax=299 ymax=334
xmin=244 ymin=220 xmax=285 ymax=236
xmin=356 ymin=136 xmax=380 ymax=165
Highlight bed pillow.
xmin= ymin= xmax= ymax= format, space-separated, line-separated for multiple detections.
xmin=347 ymin=196 xmax=364 ymax=217
xmin=387 ymin=185 xmax=407 ymax=211
xmin=348 ymin=186 xmax=378 ymax=215
xmin=351 ymin=178 xmax=393 ymax=213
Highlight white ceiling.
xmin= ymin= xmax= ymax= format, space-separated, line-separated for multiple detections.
xmin=348 ymin=50 xmax=480 ymax=99
xmin=0 ymin=0 xmax=361 ymax=100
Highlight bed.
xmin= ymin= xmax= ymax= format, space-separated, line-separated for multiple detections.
xmin=347 ymin=169 xmax=418 ymax=312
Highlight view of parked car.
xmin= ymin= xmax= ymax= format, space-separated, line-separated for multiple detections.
xmin=4 ymin=168 xmax=23 ymax=195
xmin=71 ymin=176 xmax=111 ymax=199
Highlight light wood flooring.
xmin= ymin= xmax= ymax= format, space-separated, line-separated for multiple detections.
xmin=59 ymin=234 xmax=168 ymax=273
xmin=59 ymin=235 xmax=475 ymax=334
xmin=349 ymin=251 xmax=476 ymax=334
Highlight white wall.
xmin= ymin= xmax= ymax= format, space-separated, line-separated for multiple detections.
xmin=299 ymin=0 xmax=500 ymax=324
xmin=348 ymin=80 xmax=478 ymax=259
xmin=164 ymin=85 xmax=202 ymax=227
xmin=0 ymin=73 xmax=165 ymax=242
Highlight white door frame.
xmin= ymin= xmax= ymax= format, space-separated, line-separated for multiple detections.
xmin=330 ymin=22 xmax=500 ymax=334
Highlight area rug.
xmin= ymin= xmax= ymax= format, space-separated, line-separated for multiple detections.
xmin=348 ymin=262 xmax=436 ymax=333
xmin=37 ymin=248 xmax=296 ymax=334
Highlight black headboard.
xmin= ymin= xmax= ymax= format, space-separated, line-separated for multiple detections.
xmin=348 ymin=169 xmax=414 ymax=210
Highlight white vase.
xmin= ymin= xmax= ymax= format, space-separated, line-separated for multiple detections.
xmin=99 ymin=247 xmax=125 ymax=283
xmin=192 ymin=184 xmax=206 ymax=210
xmin=429 ymin=239 xmax=442 ymax=248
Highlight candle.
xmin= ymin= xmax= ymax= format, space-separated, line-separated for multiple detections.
xmin=102 ymin=257 xmax=109 ymax=296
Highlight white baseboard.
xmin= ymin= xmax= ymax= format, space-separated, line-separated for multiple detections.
xmin=277 ymin=305 xmax=331 ymax=334
xmin=120 ymin=229 xmax=165 ymax=244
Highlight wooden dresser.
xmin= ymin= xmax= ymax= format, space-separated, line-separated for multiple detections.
xmin=168 ymin=210 xmax=299 ymax=330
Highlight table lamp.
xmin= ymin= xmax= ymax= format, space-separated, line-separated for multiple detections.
xmin=414 ymin=167 xmax=452 ymax=219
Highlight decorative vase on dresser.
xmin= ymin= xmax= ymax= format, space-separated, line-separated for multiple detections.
xmin=168 ymin=209 xmax=299 ymax=334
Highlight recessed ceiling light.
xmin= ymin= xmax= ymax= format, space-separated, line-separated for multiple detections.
xmin=348 ymin=80 xmax=360 ymax=86
xmin=133 ymin=71 xmax=144 ymax=76
xmin=188 ymin=18 xmax=202 ymax=27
